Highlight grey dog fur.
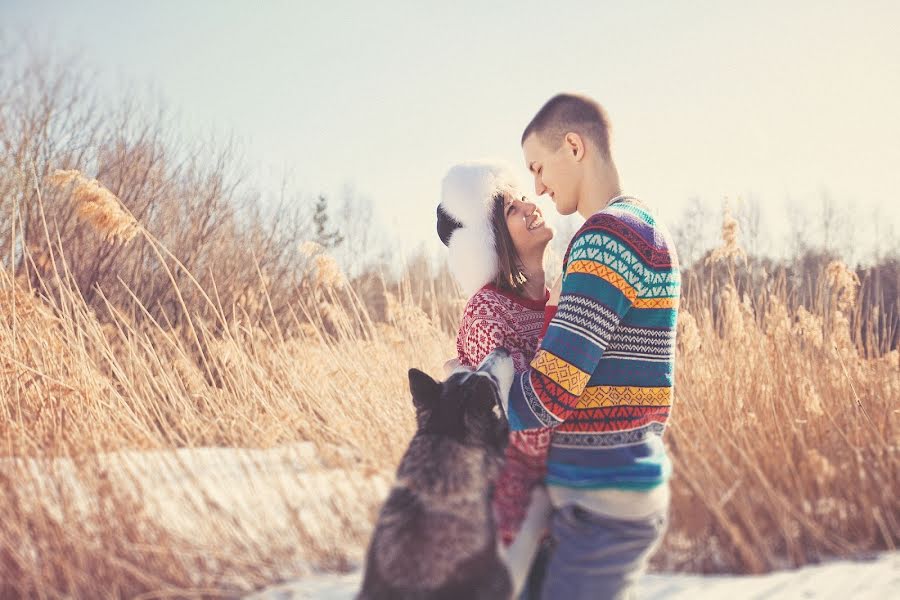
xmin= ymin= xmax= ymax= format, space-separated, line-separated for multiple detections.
xmin=357 ymin=361 xmax=513 ymax=600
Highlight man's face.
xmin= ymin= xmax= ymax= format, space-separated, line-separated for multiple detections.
xmin=522 ymin=132 xmax=581 ymax=216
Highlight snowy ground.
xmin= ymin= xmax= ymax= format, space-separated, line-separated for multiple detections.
xmin=6 ymin=444 xmax=897 ymax=598
xmin=4 ymin=443 xmax=392 ymax=587
xmin=6 ymin=442 xmax=391 ymax=545
xmin=248 ymin=553 xmax=899 ymax=600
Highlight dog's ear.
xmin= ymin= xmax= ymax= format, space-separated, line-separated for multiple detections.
xmin=408 ymin=368 xmax=440 ymax=411
xmin=469 ymin=374 xmax=497 ymax=409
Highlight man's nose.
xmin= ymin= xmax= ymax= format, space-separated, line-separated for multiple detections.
xmin=534 ymin=176 xmax=547 ymax=196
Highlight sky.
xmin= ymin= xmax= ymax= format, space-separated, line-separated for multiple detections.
xmin=4 ymin=0 xmax=900 ymax=264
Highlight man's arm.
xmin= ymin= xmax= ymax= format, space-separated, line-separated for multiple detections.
xmin=505 ymin=214 xmax=636 ymax=431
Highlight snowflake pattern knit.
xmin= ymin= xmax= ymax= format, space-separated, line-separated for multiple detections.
xmin=456 ymin=284 xmax=551 ymax=546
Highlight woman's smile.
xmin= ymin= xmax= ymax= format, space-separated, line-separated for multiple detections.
xmin=527 ymin=211 xmax=545 ymax=231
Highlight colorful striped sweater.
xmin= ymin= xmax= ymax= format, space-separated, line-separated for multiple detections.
xmin=506 ymin=197 xmax=680 ymax=495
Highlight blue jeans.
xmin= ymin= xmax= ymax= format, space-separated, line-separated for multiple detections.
xmin=534 ymin=504 xmax=668 ymax=600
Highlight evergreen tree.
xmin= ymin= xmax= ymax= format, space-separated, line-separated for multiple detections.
xmin=313 ymin=194 xmax=344 ymax=249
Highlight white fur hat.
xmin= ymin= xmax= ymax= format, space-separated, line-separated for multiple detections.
xmin=436 ymin=161 xmax=517 ymax=296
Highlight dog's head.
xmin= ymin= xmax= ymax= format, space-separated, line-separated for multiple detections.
xmin=407 ymin=349 xmax=514 ymax=452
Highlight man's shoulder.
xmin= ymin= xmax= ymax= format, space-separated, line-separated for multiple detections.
xmin=565 ymin=199 xmax=677 ymax=271
xmin=566 ymin=204 xmax=644 ymax=255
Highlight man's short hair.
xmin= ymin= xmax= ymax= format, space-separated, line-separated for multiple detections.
xmin=521 ymin=93 xmax=612 ymax=159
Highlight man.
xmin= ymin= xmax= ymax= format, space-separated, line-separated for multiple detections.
xmin=499 ymin=93 xmax=681 ymax=599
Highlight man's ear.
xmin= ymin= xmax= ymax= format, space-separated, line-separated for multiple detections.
xmin=408 ymin=368 xmax=440 ymax=411
xmin=564 ymin=132 xmax=585 ymax=161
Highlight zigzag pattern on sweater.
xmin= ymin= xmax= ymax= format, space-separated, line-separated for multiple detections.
xmin=568 ymin=260 xmax=639 ymax=303
xmin=565 ymin=212 xmax=675 ymax=271
xmin=553 ymin=294 xmax=620 ymax=348
xmin=563 ymin=209 xmax=652 ymax=268
xmin=607 ymin=333 xmax=675 ymax=349
xmin=552 ymin=422 xmax=667 ymax=449
xmin=569 ymin=233 xmax=680 ymax=299
xmin=617 ymin=324 xmax=678 ymax=338
xmin=519 ymin=371 xmax=566 ymax=427
xmin=605 ymin=333 xmax=674 ymax=348
xmin=573 ymin=385 xmax=672 ymax=409
xmin=531 ymin=350 xmax=591 ymax=395
xmin=551 ymin=308 xmax=678 ymax=361
xmin=604 ymin=331 xmax=675 ymax=359
xmin=634 ymin=296 xmax=680 ymax=309
xmin=558 ymin=404 xmax=670 ymax=433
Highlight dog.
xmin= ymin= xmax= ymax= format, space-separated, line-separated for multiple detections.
xmin=358 ymin=349 xmax=515 ymax=600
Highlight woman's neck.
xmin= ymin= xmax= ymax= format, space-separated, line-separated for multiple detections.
xmin=520 ymin=257 xmax=546 ymax=301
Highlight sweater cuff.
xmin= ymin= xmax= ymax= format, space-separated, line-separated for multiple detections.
xmin=540 ymin=305 xmax=558 ymax=337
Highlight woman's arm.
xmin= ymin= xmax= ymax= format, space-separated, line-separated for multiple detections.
xmin=458 ymin=293 xmax=509 ymax=368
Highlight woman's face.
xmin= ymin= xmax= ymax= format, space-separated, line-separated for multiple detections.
xmin=503 ymin=192 xmax=554 ymax=259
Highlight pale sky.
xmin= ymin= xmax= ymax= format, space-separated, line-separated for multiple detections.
xmin=4 ymin=0 xmax=900 ymax=264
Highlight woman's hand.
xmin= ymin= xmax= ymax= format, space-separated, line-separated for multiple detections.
xmin=547 ymin=274 xmax=562 ymax=307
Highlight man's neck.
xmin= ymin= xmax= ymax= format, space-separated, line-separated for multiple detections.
xmin=577 ymin=159 xmax=622 ymax=220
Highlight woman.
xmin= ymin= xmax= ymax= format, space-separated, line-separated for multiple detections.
xmin=436 ymin=161 xmax=559 ymax=598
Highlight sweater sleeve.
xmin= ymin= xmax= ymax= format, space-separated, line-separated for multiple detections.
xmin=493 ymin=429 xmax=550 ymax=545
xmin=457 ymin=293 xmax=509 ymax=368
xmin=506 ymin=213 xmax=636 ymax=431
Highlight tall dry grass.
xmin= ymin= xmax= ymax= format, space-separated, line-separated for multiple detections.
xmin=658 ymin=273 xmax=897 ymax=573
xmin=1 ymin=44 xmax=898 ymax=593
xmin=0 ymin=171 xmax=896 ymax=598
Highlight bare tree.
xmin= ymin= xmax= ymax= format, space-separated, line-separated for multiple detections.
xmin=734 ymin=194 xmax=763 ymax=257
xmin=784 ymin=196 xmax=812 ymax=261
xmin=0 ymin=47 xmax=319 ymax=332
xmin=671 ymin=196 xmax=718 ymax=269
xmin=335 ymin=183 xmax=388 ymax=278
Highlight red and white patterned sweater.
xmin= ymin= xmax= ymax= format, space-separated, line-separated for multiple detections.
xmin=456 ymin=284 xmax=553 ymax=546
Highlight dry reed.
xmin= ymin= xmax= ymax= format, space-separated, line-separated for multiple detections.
xmin=45 ymin=170 xmax=139 ymax=244
xmin=0 ymin=175 xmax=896 ymax=596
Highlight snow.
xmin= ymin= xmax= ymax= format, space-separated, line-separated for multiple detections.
xmin=4 ymin=443 xmax=391 ymax=586
xmin=248 ymin=553 xmax=899 ymax=600
xmin=6 ymin=443 xmax=391 ymax=543
xmin=6 ymin=444 xmax=896 ymax=598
